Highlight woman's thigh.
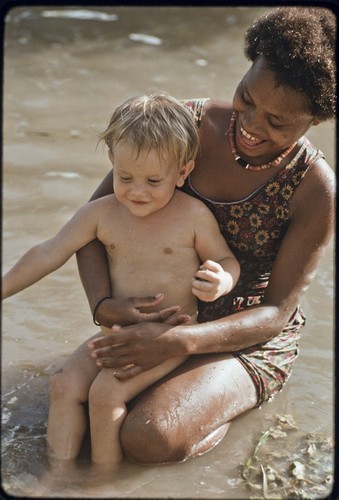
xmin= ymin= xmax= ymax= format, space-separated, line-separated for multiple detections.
xmin=120 ymin=353 xmax=258 ymax=464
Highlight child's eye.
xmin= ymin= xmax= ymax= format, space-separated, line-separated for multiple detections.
xmin=148 ymin=179 xmax=162 ymax=185
xmin=120 ymin=176 xmax=132 ymax=182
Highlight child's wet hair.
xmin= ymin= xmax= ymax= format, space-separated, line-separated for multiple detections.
xmin=99 ymin=93 xmax=200 ymax=166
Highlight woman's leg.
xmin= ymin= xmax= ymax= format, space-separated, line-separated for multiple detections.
xmin=120 ymin=353 xmax=259 ymax=464
xmin=89 ymin=356 xmax=187 ymax=469
xmin=47 ymin=332 xmax=102 ymax=464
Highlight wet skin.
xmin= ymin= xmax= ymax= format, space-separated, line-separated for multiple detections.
xmin=79 ymin=57 xmax=335 ymax=462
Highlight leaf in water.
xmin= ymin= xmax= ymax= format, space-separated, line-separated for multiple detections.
xmin=241 ymin=418 xmax=333 ymax=499
xmin=276 ymin=414 xmax=298 ymax=430
xmin=265 ymin=466 xmax=283 ymax=484
xmin=268 ymin=427 xmax=287 ymax=439
xmin=260 ymin=465 xmax=268 ymax=498
xmin=242 ymin=428 xmax=272 ymax=479
xmin=306 ymin=443 xmax=317 ymax=458
xmin=289 ymin=460 xmax=306 ymax=480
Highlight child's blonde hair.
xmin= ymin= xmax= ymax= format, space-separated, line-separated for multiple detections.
xmin=99 ymin=93 xmax=200 ymax=166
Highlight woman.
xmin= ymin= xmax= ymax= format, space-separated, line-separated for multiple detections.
xmin=74 ymin=7 xmax=335 ymax=463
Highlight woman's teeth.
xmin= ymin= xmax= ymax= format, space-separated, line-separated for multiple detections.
xmin=240 ymin=126 xmax=263 ymax=145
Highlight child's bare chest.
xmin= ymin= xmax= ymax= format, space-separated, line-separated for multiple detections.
xmin=97 ymin=205 xmax=200 ymax=308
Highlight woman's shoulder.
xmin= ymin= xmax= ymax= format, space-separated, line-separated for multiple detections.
xmin=301 ymin=136 xmax=335 ymax=189
xmin=304 ymin=155 xmax=335 ymax=196
xmin=291 ymin=152 xmax=335 ymax=224
xmin=182 ymin=98 xmax=232 ymax=126
xmin=203 ymin=98 xmax=231 ymax=109
xmin=201 ymin=100 xmax=233 ymax=136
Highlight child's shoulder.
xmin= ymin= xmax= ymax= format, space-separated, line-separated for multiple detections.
xmin=89 ymin=193 xmax=117 ymax=208
xmin=174 ymin=190 xmax=212 ymax=214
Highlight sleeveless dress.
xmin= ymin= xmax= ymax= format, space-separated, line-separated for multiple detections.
xmin=181 ymin=99 xmax=324 ymax=406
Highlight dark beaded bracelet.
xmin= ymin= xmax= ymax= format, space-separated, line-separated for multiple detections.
xmin=93 ymin=296 xmax=112 ymax=326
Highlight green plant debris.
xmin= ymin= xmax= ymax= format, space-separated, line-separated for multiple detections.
xmin=240 ymin=414 xmax=333 ymax=499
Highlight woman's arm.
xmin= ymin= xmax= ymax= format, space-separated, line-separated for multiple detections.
xmin=76 ymin=170 xmax=113 ymax=318
xmin=89 ymin=159 xmax=335 ymax=378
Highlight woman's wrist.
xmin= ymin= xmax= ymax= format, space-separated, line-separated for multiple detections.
xmin=93 ymin=296 xmax=112 ymax=326
xmin=165 ymin=324 xmax=195 ymax=357
xmin=93 ymin=297 xmax=117 ymax=328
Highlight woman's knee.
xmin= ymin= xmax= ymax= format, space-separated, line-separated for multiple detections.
xmin=120 ymin=410 xmax=232 ymax=464
xmin=120 ymin=407 xmax=190 ymax=464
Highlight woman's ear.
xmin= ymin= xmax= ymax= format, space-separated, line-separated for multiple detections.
xmin=176 ymin=160 xmax=195 ymax=187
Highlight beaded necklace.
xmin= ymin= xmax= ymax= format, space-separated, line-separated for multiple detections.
xmin=228 ymin=112 xmax=297 ymax=171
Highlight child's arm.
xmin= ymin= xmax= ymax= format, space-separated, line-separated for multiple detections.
xmin=192 ymin=204 xmax=240 ymax=302
xmin=2 ymin=199 xmax=105 ymax=299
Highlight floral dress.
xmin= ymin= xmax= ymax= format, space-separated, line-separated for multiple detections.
xmin=181 ymin=99 xmax=324 ymax=405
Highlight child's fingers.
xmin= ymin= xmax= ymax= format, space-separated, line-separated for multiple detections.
xmin=200 ymin=260 xmax=222 ymax=273
xmin=195 ymin=268 xmax=216 ymax=283
xmin=192 ymin=277 xmax=213 ymax=292
xmin=191 ymin=286 xmax=214 ymax=302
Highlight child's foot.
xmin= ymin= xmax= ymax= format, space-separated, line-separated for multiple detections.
xmin=32 ymin=459 xmax=81 ymax=496
xmin=89 ymin=461 xmax=121 ymax=483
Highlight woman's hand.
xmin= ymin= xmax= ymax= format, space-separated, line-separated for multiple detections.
xmin=88 ymin=322 xmax=184 ymax=379
xmin=95 ymin=293 xmax=190 ymax=327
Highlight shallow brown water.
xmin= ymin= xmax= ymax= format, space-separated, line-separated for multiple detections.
xmin=2 ymin=6 xmax=335 ymax=498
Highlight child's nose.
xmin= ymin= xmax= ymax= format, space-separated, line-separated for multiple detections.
xmin=130 ymin=183 xmax=147 ymax=197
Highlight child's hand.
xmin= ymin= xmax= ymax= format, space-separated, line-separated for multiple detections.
xmin=192 ymin=260 xmax=231 ymax=302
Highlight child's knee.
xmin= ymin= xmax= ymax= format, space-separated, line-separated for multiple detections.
xmin=88 ymin=374 xmax=118 ymax=408
xmin=88 ymin=380 xmax=102 ymax=408
xmin=48 ymin=368 xmax=85 ymax=402
xmin=49 ymin=368 xmax=69 ymax=400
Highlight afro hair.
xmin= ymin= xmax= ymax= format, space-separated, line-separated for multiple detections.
xmin=244 ymin=7 xmax=336 ymax=120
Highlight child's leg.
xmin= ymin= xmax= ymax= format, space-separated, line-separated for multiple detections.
xmin=89 ymin=356 xmax=188 ymax=468
xmin=47 ymin=332 xmax=102 ymax=464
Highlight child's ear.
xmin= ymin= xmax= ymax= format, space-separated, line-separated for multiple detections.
xmin=108 ymin=149 xmax=114 ymax=165
xmin=176 ymin=160 xmax=195 ymax=187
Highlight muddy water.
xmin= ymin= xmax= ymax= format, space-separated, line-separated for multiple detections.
xmin=2 ymin=6 xmax=335 ymax=499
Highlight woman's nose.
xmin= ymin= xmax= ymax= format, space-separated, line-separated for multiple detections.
xmin=242 ymin=109 xmax=263 ymax=134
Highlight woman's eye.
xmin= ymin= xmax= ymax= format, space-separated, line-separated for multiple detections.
xmin=268 ymin=120 xmax=283 ymax=129
xmin=242 ymin=93 xmax=252 ymax=105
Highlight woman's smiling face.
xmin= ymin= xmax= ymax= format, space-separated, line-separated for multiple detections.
xmin=232 ymin=56 xmax=318 ymax=165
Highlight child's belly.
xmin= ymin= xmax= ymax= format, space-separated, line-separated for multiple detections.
xmin=109 ymin=254 xmax=200 ymax=318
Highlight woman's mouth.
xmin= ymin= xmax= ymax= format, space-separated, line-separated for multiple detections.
xmin=238 ymin=125 xmax=265 ymax=149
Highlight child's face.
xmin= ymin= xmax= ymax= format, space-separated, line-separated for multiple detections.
xmin=110 ymin=141 xmax=194 ymax=218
